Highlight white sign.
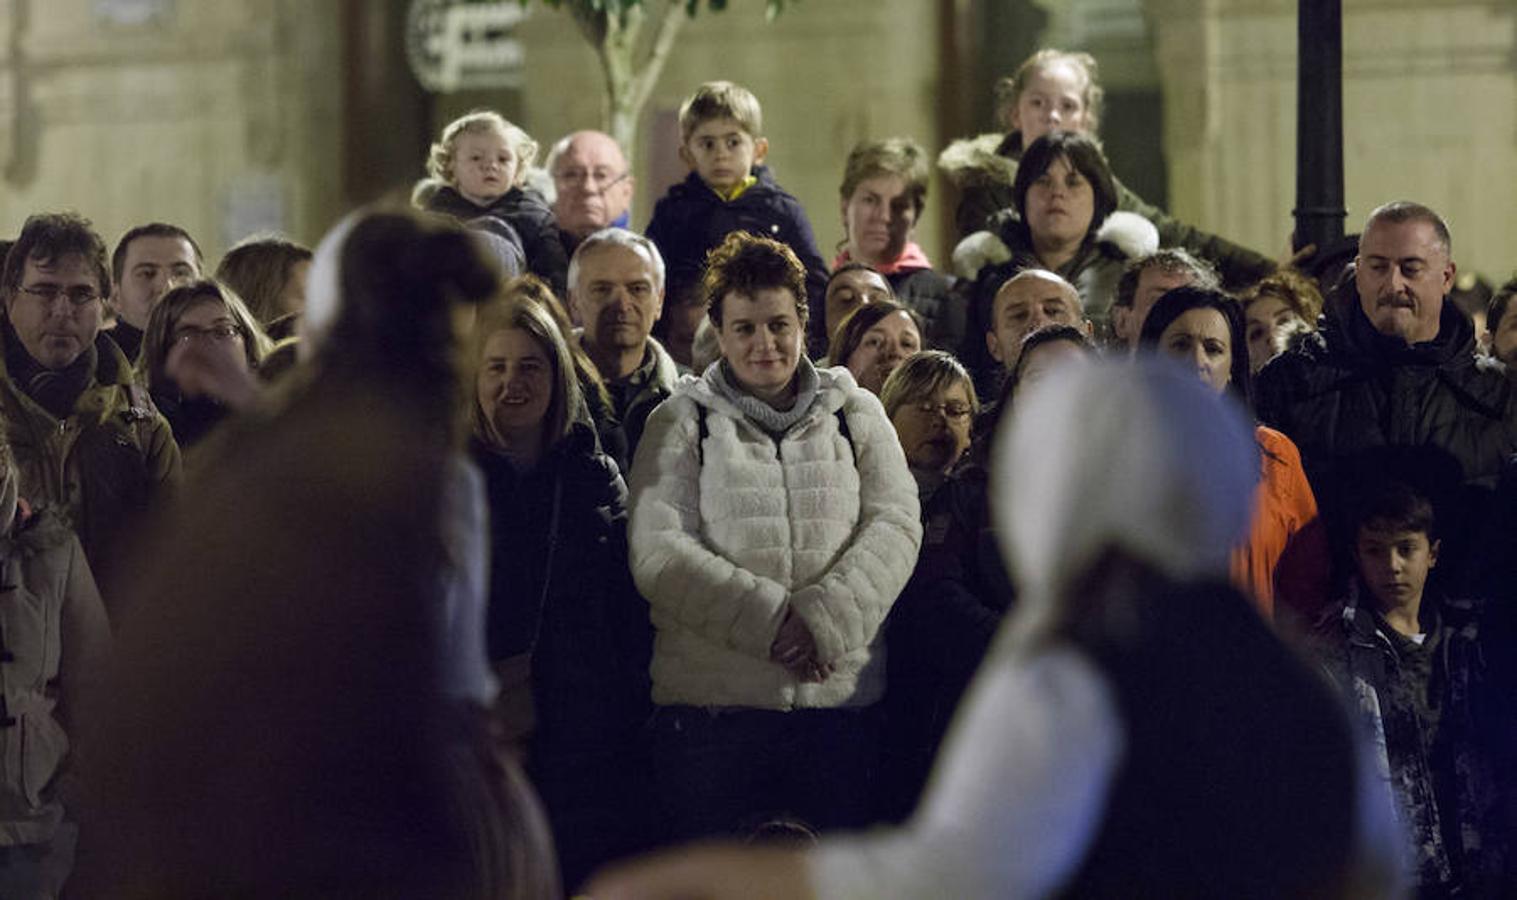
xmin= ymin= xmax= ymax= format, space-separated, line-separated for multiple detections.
xmin=407 ymin=0 xmax=529 ymax=93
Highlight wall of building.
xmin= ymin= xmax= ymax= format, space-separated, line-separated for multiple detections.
xmin=1146 ymin=0 xmax=1517 ymax=281
xmin=0 ymin=1 xmax=1510 ymax=284
xmin=513 ymin=0 xmax=947 ymax=265
xmin=0 ymin=0 xmax=344 ymax=260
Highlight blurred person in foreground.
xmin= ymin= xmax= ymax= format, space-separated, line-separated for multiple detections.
xmin=591 ymin=356 xmax=1401 ymax=899
xmin=877 ymin=324 xmax=1095 ymax=823
xmin=70 ymin=207 xmax=560 ymax=899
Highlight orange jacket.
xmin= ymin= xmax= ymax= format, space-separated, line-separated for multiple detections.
xmin=1231 ymin=426 xmax=1330 ymax=622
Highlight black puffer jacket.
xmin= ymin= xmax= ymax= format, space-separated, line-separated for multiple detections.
xmin=645 ymin=166 xmax=830 ymax=355
xmin=889 ymin=267 xmax=964 ymax=354
xmin=471 ymin=422 xmax=652 ymax=751
xmin=426 ymin=184 xmax=568 ymax=297
xmin=1255 ymin=290 xmax=1517 ymax=493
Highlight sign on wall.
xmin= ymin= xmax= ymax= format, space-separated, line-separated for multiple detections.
xmin=406 ymin=0 xmax=528 ymax=93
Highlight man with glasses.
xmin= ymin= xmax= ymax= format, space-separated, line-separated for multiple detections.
xmin=548 ymin=131 xmax=635 ymax=255
xmin=0 ymin=212 xmax=179 ymax=611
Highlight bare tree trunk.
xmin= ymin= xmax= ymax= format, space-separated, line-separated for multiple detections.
xmin=567 ymin=0 xmax=688 ymax=166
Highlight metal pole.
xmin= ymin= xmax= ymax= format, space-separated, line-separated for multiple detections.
xmin=1294 ymin=0 xmax=1346 ymax=252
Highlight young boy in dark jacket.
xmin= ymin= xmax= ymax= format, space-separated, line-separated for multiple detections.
xmin=1311 ymin=480 xmax=1514 ymax=895
xmin=645 ymin=81 xmax=831 ymax=356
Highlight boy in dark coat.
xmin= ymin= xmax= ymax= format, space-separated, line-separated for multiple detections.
xmin=1311 ymin=480 xmax=1514 ymax=895
xmin=645 ymin=81 xmax=830 ymax=356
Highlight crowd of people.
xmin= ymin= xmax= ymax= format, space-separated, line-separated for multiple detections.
xmin=0 ymin=44 xmax=1511 ymax=899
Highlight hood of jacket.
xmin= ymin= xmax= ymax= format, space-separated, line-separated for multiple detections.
xmin=937 ymin=132 xmax=1020 ymax=191
xmin=675 ymin=360 xmax=856 ymax=431
xmin=662 ymin=164 xmax=782 ymax=205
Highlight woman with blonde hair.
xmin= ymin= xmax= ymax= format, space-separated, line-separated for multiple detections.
xmin=879 ymin=351 xmax=978 ymax=503
xmin=468 ymin=294 xmax=655 ymax=889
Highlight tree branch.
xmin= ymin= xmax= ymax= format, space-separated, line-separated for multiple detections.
xmin=627 ymin=0 xmax=688 ymax=114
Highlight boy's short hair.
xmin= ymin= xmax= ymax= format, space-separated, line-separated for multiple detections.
xmin=701 ymin=231 xmax=806 ymax=329
xmin=426 ymin=110 xmax=539 ymax=186
xmin=5 ymin=212 xmax=112 ymax=300
xmin=112 ymin=222 xmax=204 ymax=285
xmin=1352 ymin=480 xmax=1436 ymax=540
xmin=678 ymin=81 xmax=762 ymax=143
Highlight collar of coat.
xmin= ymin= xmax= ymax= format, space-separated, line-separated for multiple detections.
xmin=0 ymin=324 xmax=143 ymax=420
xmin=937 ymin=132 xmax=1020 ymax=191
xmin=1318 ymin=275 xmax=1480 ymax=372
xmin=674 ymin=361 xmax=858 ymax=433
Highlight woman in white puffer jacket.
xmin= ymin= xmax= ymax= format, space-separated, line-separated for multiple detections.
xmin=628 ymin=231 xmax=922 ymax=842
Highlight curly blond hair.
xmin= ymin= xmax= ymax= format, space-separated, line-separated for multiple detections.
xmin=426 ymin=110 xmax=538 ymax=188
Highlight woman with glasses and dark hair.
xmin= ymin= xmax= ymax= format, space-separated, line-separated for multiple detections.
xmin=140 ymin=278 xmax=274 ymax=448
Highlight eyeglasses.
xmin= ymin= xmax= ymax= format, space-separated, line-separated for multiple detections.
xmin=19 ymin=284 xmax=100 ymax=306
xmin=912 ymin=400 xmax=973 ymax=420
xmin=552 ymin=167 xmax=629 ymax=190
xmin=173 ymin=324 xmax=243 ymax=345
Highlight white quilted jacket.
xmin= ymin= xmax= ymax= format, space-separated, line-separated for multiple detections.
xmin=628 ymin=365 xmax=922 ymax=710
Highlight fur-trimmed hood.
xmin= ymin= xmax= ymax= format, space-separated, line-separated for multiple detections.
xmin=952 ymin=210 xmax=1158 ymax=282
xmin=937 ymin=132 xmax=1019 ymax=191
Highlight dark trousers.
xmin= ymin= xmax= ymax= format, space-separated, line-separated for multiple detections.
xmin=650 ymin=704 xmax=880 ymax=842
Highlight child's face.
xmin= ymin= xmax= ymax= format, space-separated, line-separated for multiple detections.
xmin=1012 ymin=61 xmax=1091 ymax=147
xmin=679 ymin=117 xmax=767 ymax=193
xmin=1354 ymin=524 xmax=1439 ymax=612
xmin=452 ymin=129 xmax=520 ymax=205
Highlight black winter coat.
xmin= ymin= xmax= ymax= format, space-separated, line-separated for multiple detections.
xmin=426 ymin=185 xmax=569 ymax=298
xmin=1056 ymin=579 xmax=1360 ymax=898
xmin=645 ymin=167 xmax=830 ymax=355
xmin=471 ymin=423 xmax=652 ymax=751
xmin=1255 ymin=291 xmax=1517 ymax=493
xmin=888 ymin=267 xmax=964 ymax=355
xmin=880 ymin=464 xmax=1014 ymax=820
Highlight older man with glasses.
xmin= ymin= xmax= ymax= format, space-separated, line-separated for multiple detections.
xmin=0 ymin=212 xmax=179 ymax=613
xmin=548 ymin=130 xmax=636 ymax=256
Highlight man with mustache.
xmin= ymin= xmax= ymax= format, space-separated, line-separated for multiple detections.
xmin=1255 ymin=202 xmax=1517 ymax=601
xmin=568 ymin=229 xmax=678 ymax=474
